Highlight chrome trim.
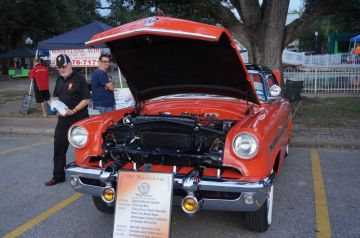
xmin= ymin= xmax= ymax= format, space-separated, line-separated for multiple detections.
xmin=182 ymin=169 xmax=200 ymax=193
xmin=71 ymin=177 xmax=104 ymax=196
xmin=66 ymin=167 xmax=102 ymax=179
xmin=99 ymin=170 xmax=112 ymax=183
xmin=65 ymin=165 xmax=275 ymax=212
xmin=101 ymin=185 xmax=115 ymax=204
xmin=181 ymin=195 xmax=200 ymax=214
xmin=67 ymin=125 xmax=89 ymax=149
xmin=232 ymin=132 xmax=259 ymax=159
xmin=85 ymin=28 xmax=217 ymax=46
xmin=269 ymin=119 xmax=289 ymax=152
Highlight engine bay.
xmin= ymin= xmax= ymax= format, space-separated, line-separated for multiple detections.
xmin=101 ymin=113 xmax=235 ymax=168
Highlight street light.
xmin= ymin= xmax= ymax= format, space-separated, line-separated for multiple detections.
xmin=25 ymin=37 xmax=33 ymax=46
xmin=314 ymin=31 xmax=318 ymax=54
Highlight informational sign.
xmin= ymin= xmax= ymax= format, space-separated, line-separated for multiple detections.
xmin=113 ymin=171 xmax=173 ymax=238
xmin=20 ymin=95 xmax=33 ymax=115
xmin=114 ymin=88 xmax=135 ymax=110
xmin=20 ymin=81 xmax=34 ymax=115
xmin=49 ymin=48 xmax=102 ymax=67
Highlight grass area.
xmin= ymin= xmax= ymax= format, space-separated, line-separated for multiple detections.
xmin=0 ymin=75 xmax=9 ymax=80
xmin=0 ymin=91 xmax=56 ymax=118
xmin=293 ymin=96 xmax=360 ymax=128
xmin=6 ymin=110 xmax=57 ymax=118
xmin=0 ymin=91 xmax=27 ymax=105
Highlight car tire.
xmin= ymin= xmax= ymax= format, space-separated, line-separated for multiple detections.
xmin=92 ymin=196 xmax=114 ymax=214
xmin=244 ymin=185 xmax=273 ymax=232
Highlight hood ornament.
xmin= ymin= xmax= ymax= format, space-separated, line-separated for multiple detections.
xmin=144 ymin=17 xmax=157 ymax=27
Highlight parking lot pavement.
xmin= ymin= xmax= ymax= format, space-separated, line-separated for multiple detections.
xmin=318 ymin=149 xmax=360 ymax=238
xmin=0 ymin=134 xmax=359 ymax=238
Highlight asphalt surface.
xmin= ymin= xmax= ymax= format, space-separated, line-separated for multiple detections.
xmin=0 ymin=134 xmax=359 ymax=238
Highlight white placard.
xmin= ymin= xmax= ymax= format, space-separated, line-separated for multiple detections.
xmin=114 ymin=88 xmax=135 ymax=109
xmin=49 ymin=48 xmax=102 ymax=67
xmin=50 ymin=100 xmax=68 ymax=116
xmin=113 ymin=171 xmax=173 ymax=238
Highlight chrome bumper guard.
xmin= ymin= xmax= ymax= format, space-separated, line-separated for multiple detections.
xmin=65 ymin=165 xmax=274 ymax=212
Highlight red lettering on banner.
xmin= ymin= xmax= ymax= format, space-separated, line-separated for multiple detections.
xmin=49 ymin=49 xmax=102 ymax=67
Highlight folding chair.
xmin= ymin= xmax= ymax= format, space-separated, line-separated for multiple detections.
xmin=285 ymin=79 xmax=304 ymax=118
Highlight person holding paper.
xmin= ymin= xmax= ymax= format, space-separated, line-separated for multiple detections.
xmin=45 ymin=54 xmax=91 ymax=186
xmin=91 ymin=54 xmax=115 ymax=113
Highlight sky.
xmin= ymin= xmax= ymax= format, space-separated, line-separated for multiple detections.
xmin=99 ymin=0 xmax=303 ymax=17
xmin=289 ymin=0 xmax=303 ymax=11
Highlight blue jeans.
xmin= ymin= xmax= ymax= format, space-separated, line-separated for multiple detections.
xmin=94 ymin=106 xmax=113 ymax=114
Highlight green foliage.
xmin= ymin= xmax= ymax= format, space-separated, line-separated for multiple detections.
xmin=298 ymin=22 xmax=327 ymax=53
xmin=326 ymin=0 xmax=360 ymax=33
xmin=0 ymin=0 xmax=103 ymax=52
xmin=105 ymin=0 xmax=229 ymax=26
xmin=299 ymin=0 xmax=360 ymax=53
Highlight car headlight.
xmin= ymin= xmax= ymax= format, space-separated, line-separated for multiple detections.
xmin=232 ymin=133 xmax=259 ymax=159
xmin=68 ymin=126 xmax=88 ymax=148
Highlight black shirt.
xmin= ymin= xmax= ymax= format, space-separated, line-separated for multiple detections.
xmin=53 ymin=71 xmax=91 ymax=123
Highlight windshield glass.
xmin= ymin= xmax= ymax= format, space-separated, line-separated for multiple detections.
xmin=149 ymin=93 xmax=239 ymax=100
xmin=249 ymin=73 xmax=266 ymax=101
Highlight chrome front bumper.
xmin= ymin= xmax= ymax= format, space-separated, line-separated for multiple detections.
xmin=65 ymin=165 xmax=274 ymax=212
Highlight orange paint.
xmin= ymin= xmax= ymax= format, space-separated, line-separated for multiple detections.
xmin=71 ymin=16 xmax=292 ymax=183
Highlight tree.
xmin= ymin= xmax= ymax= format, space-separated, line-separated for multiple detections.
xmin=106 ymin=0 xmax=352 ymax=72
xmin=298 ymin=0 xmax=360 ymax=54
xmin=325 ymin=0 xmax=360 ymax=33
xmin=0 ymin=0 xmax=103 ymax=53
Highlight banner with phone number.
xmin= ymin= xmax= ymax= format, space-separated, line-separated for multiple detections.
xmin=49 ymin=48 xmax=103 ymax=67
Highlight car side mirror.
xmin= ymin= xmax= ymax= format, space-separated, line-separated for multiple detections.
xmin=269 ymin=85 xmax=281 ymax=98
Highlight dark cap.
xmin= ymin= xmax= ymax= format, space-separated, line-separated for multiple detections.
xmin=56 ymin=54 xmax=71 ymax=67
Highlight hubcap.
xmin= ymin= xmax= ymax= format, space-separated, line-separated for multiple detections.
xmin=267 ymin=185 xmax=274 ymax=224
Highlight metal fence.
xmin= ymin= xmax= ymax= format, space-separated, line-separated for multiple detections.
xmin=284 ymin=68 xmax=360 ymax=93
xmin=304 ymin=53 xmax=360 ymax=67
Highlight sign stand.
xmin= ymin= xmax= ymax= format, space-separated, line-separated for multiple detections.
xmin=113 ymin=171 xmax=173 ymax=238
xmin=20 ymin=81 xmax=34 ymax=115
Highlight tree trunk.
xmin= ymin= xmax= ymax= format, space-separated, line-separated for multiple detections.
xmin=229 ymin=0 xmax=290 ymax=71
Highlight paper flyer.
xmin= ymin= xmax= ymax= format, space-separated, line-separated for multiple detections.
xmin=50 ymin=100 xmax=68 ymax=116
xmin=113 ymin=171 xmax=173 ymax=238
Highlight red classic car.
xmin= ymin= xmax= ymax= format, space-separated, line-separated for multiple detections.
xmin=65 ymin=16 xmax=292 ymax=232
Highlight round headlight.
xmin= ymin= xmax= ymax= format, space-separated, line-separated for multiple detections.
xmin=68 ymin=126 xmax=88 ymax=148
xmin=232 ymin=133 xmax=259 ymax=159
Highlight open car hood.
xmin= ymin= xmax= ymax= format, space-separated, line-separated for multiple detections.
xmin=86 ymin=17 xmax=259 ymax=104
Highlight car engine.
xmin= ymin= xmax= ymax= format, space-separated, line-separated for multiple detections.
xmin=101 ymin=113 xmax=235 ymax=168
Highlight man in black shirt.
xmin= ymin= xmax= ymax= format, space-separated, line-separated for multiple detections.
xmin=45 ymin=54 xmax=91 ymax=186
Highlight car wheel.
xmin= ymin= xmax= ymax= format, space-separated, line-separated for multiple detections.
xmin=244 ymin=185 xmax=273 ymax=232
xmin=92 ymin=196 xmax=114 ymax=214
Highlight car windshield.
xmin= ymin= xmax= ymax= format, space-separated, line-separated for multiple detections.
xmin=249 ymin=73 xmax=266 ymax=101
xmin=149 ymin=93 xmax=239 ymax=100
